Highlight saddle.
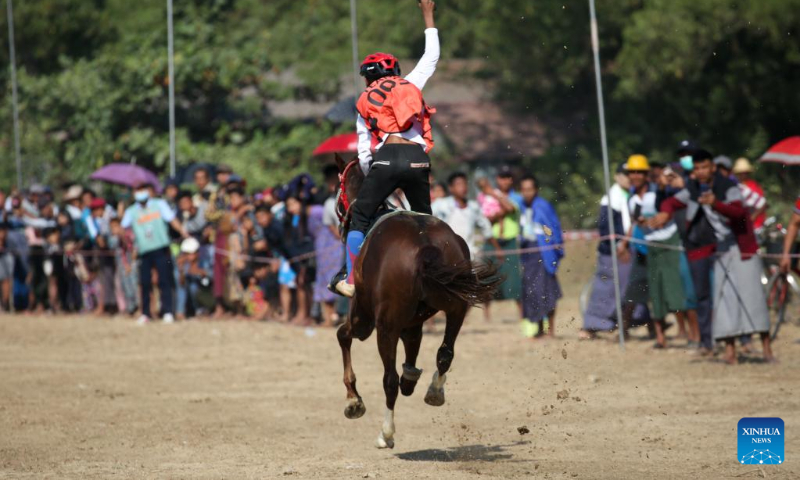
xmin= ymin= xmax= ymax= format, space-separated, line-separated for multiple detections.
xmin=339 ymin=200 xmax=425 ymax=244
xmin=328 ymin=208 xmax=427 ymax=295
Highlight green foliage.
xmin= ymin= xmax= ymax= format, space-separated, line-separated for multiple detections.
xmin=1 ymin=0 xmax=799 ymax=227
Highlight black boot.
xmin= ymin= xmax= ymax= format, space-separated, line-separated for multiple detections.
xmin=327 ymin=263 xmax=348 ymax=296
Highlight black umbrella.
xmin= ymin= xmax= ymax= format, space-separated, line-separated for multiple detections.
xmin=324 ymin=96 xmax=357 ymax=123
xmin=176 ymin=162 xmax=217 ymax=186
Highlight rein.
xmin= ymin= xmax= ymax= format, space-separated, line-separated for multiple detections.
xmin=336 ymin=160 xmax=359 ymax=224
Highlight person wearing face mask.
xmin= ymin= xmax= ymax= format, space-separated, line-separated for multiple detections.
xmin=676 ymin=140 xmax=697 ymax=177
xmin=121 ymin=181 xmax=188 ymax=325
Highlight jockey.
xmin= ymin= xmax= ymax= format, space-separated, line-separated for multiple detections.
xmin=335 ymin=0 xmax=439 ymax=298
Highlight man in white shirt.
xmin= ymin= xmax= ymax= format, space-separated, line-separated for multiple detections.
xmin=432 ymin=172 xmax=500 ymax=258
xmin=337 ymin=0 xmax=439 ymax=297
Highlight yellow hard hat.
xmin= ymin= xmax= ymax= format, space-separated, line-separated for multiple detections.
xmin=626 ymin=154 xmax=650 ymax=172
xmin=732 ymin=157 xmax=754 ymax=174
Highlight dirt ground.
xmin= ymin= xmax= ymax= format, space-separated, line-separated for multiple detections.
xmin=1 ymin=244 xmax=799 ymax=479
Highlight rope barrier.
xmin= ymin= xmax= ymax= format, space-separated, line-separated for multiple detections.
xmin=2 ymin=231 xmax=800 ymax=262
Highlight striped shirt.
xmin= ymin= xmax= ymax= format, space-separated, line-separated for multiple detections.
xmin=739 ymin=179 xmax=766 ymax=228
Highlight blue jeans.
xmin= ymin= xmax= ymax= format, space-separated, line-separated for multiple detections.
xmin=176 ymin=279 xmax=201 ymax=317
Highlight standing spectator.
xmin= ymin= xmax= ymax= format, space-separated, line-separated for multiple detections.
xmin=619 ymin=154 xmax=686 ymax=349
xmin=109 ymin=217 xmax=138 ymax=315
xmin=43 ymin=227 xmax=62 ymax=313
xmin=215 ymin=164 xmax=233 ymax=187
xmin=654 ymin=151 xmax=775 ymax=364
xmin=432 ymin=172 xmax=500 ymax=257
xmin=163 ymin=179 xmax=180 ymax=213
xmin=177 ymin=191 xmax=207 ymax=237
xmin=121 ymin=181 xmax=187 ymax=324
xmin=205 ymin=164 xmax=234 ymax=224
xmin=482 ymin=166 xmax=523 ymax=321
xmin=219 ymin=212 xmax=246 ymax=316
xmin=648 ymin=162 xmax=665 ymax=186
xmin=310 ymin=166 xmax=344 ymax=327
xmin=660 ymin=166 xmax=701 ymax=347
xmin=308 ymin=202 xmax=341 ymax=327
xmin=430 ymin=182 xmax=447 ymax=203
xmin=732 ymin=158 xmax=767 ymax=229
xmin=0 ymin=224 xmax=12 ymax=311
xmin=63 ymin=185 xmax=84 ymax=223
xmin=282 ymin=195 xmax=314 ymax=326
xmin=582 ymin=163 xmax=633 ymax=338
xmin=518 ymin=174 xmax=564 ymax=338
xmin=192 ymin=167 xmax=216 ymax=208
xmin=714 ymin=155 xmax=734 ymax=181
xmin=0 ymin=189 xmax=7 ymax=224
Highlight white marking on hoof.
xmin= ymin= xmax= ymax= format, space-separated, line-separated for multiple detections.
xmin=375 ymin=408 xmax=395 ymax=449
xmin=424 ymin=371 xmax=447 ymax=406
xmin=402 ymin=364 xmax=423 ymax=382
xmin=344 ymin=397 xmax=366 ymax=419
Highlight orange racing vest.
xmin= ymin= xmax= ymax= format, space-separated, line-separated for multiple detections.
xmin=356 ymin=76 xmax=436 ymax=153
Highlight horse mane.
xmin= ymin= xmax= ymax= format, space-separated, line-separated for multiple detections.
xmin=346 ymin=159 xmax=365 ymax=199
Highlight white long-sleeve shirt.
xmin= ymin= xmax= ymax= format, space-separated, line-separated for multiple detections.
xmin=432 ymin=196 xmax=493 ymax=258
xmin=357 ymin=28 xmax=440 ymax=174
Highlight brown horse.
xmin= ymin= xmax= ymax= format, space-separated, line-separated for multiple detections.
xmin=334 ymin=155 xmax=502 ymax=449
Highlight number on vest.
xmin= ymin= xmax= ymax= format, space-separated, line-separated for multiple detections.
xmin=366 ymin=78 xmax=410 ymax=107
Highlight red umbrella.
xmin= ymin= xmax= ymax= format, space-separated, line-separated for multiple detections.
xmin=759 ymin=136 xmax=800 ymax=165
xmin=312 ymin=133 xmax=378 ymax=156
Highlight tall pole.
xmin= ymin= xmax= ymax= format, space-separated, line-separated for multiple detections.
xmin=589 ymin=0 xmax=625 ymax=351
xmin=6 ymin=0 xmax=22 ymax=190
xmin=166 ymin=0 xmax=176 ymax=177
xmin=349 ymin=0 xmax=361 ymax=97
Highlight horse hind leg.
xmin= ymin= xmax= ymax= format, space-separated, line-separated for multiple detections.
xmin=337 ymin=323 xmax=366 ymax=419
xmin=376 ymin=328 xmax=400 ymax=449
xmin=399 ymin=324 xmax=424 ymax=397
xmin=424 ymin=303 xmax=467 ymax=407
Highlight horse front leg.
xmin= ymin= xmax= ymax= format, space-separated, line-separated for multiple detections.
xmin=425 ymin=303 xmax=467 ymax=407
xmin=399 ymin=324 xmax=424 ymax=396
xmin=375 ymin=328 xmax=400 ymax=449
xmin=337 ymin=322 xmax=366 ymax=419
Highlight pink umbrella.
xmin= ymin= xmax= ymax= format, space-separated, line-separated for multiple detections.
xmin=759 ymin=136 xmax=800 ymax=165
xmin=90 ymin=163 xmax=162 ymax=192
xmin=312 ymin=133 xmax=378 ymax=156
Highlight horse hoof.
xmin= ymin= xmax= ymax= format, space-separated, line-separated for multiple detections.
xmin=424 ymin=387 xmax=445 ymax=407
xmin=344 ymin=398 xmax=366 ymax=419
xmin=375 ymin=433 xmax=395 ymax=449
xmin=400 ymin=377 xmax=418 ymax=397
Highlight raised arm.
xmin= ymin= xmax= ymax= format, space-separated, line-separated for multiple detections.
xmin=356 ymin=115 xmax=373 ymax=175
xmin=404 ymin=1 xmax=439 ymax=90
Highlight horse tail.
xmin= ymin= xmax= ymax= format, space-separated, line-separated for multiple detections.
xmin=417 ymin=245 xmax=503 ymax=307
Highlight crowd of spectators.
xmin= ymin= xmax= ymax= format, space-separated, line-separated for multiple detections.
xmin=582 ymin=142 xmax=776 ymax=365
xmin=0 ymin=160 xmax=568 ymax=336
xmin=0 ymin=145 xmax=783 ymax=365
xmin=0 ymin=163 xmax=346 ymax=327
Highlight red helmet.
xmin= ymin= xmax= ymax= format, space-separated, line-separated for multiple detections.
xmin=360 ymin=52 xmax=401 ymax=80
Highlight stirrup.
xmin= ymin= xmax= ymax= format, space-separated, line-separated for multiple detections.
xmin=327 ymin=265 xmax=348 ymax=295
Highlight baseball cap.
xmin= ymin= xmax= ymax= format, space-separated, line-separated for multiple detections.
xmin=677 ymin=139 xmax=698 ymax=155
xmin=180 ymin=237 xmax=200 ymax=254
xmin=713 ymin=155 xmax=732 ymax=170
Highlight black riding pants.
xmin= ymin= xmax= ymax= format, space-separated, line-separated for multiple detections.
xmin=350 ymin=144 xmax=432 ymax=233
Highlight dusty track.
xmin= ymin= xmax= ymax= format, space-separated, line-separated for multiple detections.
xmin=1 ymin=246 xmax=798 ymax=479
